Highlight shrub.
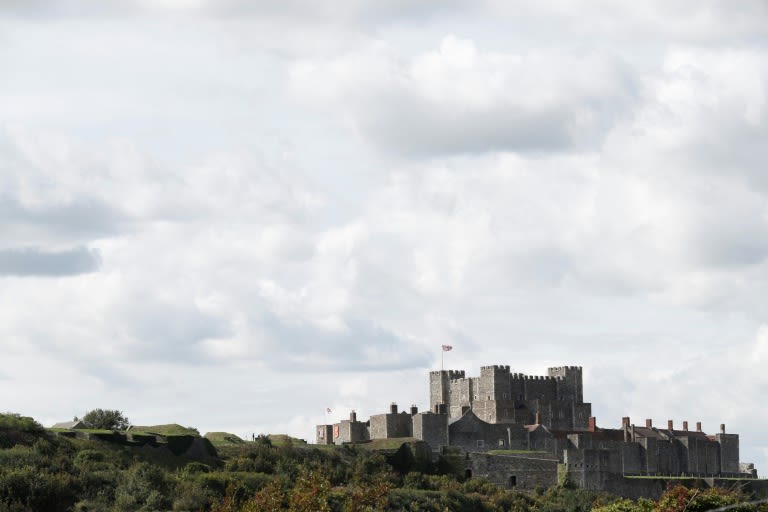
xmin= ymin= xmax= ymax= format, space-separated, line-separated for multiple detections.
xmin=79 ymin=409 xmax=130 ymax=431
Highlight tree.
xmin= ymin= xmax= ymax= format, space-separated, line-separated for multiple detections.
xmin=79 ymin=409 xmax=130 ymax=430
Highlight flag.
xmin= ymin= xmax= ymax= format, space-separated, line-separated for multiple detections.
xmin=326 ymin=407 xmax=332 ymax=413
xmin=442 ymin=344 xmax=453 ymax=352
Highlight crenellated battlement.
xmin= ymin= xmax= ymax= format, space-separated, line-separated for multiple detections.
xmin=430 ymin=370 xmax=466 ymax=379
xmin=548 ymin=365 xmax=582 ymax=372
xmin=480 ymin=365 xmax=510 ymax=371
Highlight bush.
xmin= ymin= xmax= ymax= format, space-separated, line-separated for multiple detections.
xmin=79 ymin=409 xmax=130 ymax=431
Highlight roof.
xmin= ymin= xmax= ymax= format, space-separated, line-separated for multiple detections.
xmin=51 ymin=420 xmax=85 ymax=429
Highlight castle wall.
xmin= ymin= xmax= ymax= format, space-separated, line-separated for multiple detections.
xmin=717 ymin=433 xmax=739 ymax=475
xmin=315 ymin=425 xmax=333 ymax=445
xmin=430 ymin=370 xmax=466 ymax=413
xmin=448 ymin=378 xmax=472 ymax=418
xmin=448 ymin=411 xmax=528 ymax=452
xmin=413 ymin=412 xmax=448 ymax=451
xmin=548 ymin=366 xmax=583 ymax=402
xmin=524 ymin=375 xmax=558 ymax=401
xmin=370 ymin=412 xmax=412 ymax=439
xmin=679 ymin=436 xmax=719 ymax=475
xmin=468 ymin=452 xmax=558 ymax=490
xmin=334 ymin=420 xmax=368 ymax=445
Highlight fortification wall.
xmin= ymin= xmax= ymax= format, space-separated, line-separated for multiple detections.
xmin=315 ymin=425 xmax=333 ymax=445
xmin=548 ymin=366 xmax=583 ymax=402
xmin=430 ymin=370 xmax=464 ymax=412
xmin=413 ymin=412 xmax=447 ymax=451
xmin=717 ymin=433 xmax=739 ymax=474
xmin=335 ymin=420 xmax=368 ymax=445
xmin=469 ymin=452 xmax=558 ymax=490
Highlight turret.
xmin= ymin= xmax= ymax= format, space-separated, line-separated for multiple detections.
xmin=547 ymin=365 xmax=583 ymax=403
xmin=430 ymin=370 xmax=464 ymax=413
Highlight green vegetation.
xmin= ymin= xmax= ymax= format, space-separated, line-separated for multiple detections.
xmin=0 ymin=411 xmax=765 ymax=511
xmin=77 ymin=409 xmax=130 ymax=430
xmin=205 ymin=432 xmax=246 ymax=447
xmin=130 ymin=424 xmax=201 ymax=436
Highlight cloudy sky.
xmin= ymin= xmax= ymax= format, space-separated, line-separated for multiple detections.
xmin=2 ymin=0 xmax=768 ymax=468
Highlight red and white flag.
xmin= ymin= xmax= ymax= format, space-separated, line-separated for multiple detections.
xmin=442 ymin=344 xmax=453 ymax=352
xmin=326 ymin=407 xmax=332 ymax=413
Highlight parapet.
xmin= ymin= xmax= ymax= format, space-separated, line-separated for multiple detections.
xmin=480 ymin=365 xmax=511 ymax=371
xmin=548 ymin=365 xmax=582 ymax=372
xmin=430 ymin=370 xmax=466 ymax=379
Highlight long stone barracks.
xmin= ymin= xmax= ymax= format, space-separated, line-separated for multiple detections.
xmin=315 ymin=365 xmax=762 ymax=498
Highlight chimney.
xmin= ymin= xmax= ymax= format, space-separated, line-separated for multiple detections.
xmin=668 ymin=420 xmax=674 ymax=431
xmin=350 ymin=411 xmax=357 ymax=422
xmin=683 ymin=421 xmax=689 ymax=431
xmin=696 ymin=421 xmax=702 ymax=432
xmin=588 ymin=416 xmax=597 ymax=432
xmin=390 ymin=403 xmax=398 ymax=414
xmin=646 ymin=418 xmax=653 ymax=428
xmin=720 ymin=424 xmax=725 ymax=434
xmin=622 ymin=417 xmax=630 ymax=428
xmin=535 ymin=411 xmax=542 ymax=424
xmin=410 ymin=405 xmax=418 ymax=416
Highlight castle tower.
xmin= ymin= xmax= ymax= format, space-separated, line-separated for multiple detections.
xmin=429 ymin=371 xmax=449 ymax=413
xmin=548 ymin=366 xmax=583 ymax=403
xmin=474 ymin=365 xmax=512 ymax=422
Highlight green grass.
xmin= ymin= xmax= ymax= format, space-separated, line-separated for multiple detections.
xmin=267 ymin=434 xmax=308 ymax=447
xmin=353 ymin=437 xmax=417 ymax=450
xmin=130 ymin=424 xmax=200 ymax=436
xmin=204 ymin=432 xmax=245 ymax=447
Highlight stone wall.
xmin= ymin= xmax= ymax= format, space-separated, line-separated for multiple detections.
xmin=717 ymin=433 xmax=739 ymax=474
xmin=468 ymin=452 xmax=558 ymax=490
xmin=334 ymin=419 xmax=368 ymax=444
xmin=315 ymin=425 xmax=333 ymax=445
xmin=413 ymin=412 xmax=447 ymax=451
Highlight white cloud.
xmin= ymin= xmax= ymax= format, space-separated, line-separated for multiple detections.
xmin=291 ymin=36 xmax=638 ymax=156
xmin=1 ymin=0 xmax=768 ymax=475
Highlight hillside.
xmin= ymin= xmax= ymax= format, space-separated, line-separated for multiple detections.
xmin=0 ymin=412 xmax=763 ymax=512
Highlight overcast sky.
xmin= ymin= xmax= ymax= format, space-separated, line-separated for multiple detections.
xmin=2 ymin=0 xmax=768 ymax=470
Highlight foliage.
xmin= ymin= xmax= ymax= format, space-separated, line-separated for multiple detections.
xmin=78 ymin=409 xmax=130 ymax=431
xmin=131 ymin=424 xmax=200 ymax=436
xmin=0 ymin=410 xmax=765 ymax=512
xmin=0 ymin=413 xmax=45 ymax=449
xmin=655 ymin=484 xmax=755 ymax=512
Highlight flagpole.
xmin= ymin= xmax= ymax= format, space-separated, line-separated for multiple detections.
xmin=441 ymin=348 xmax=444 ymax=371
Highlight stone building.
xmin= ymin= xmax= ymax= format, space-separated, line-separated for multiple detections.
xmin=315 ymin=364 xmax=759 ymax=496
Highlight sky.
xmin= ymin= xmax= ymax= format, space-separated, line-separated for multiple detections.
xmin=1 ymin=0 xmax=768 ymax=471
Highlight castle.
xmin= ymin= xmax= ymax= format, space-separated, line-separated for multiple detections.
xmin=316 ymin=364 xmax=760 ymax=497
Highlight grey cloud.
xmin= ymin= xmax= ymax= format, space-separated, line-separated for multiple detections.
xmin=259 ymin=312 xmax=432 ymax=372
xmin=0 ymin=0 xmax=471 ymax=22
xmin=0 ymin=196 xmax=126 ymax=242
xmin=122 ymin=299 xmax=231 ymax=363
xmin=0 ymin=246 xmax=101 ymax=276
xmin=362 ymin=102 xmax=574 ymax=157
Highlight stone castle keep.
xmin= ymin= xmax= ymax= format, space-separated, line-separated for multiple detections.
xmin=316 ymin=364 xmax=760 ymax=497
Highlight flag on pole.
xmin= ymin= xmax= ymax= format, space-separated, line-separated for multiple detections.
xmin=442 ymin=344 xmax=453 ymax=352
xmin=326 ymin=407 xmax=332 ymax=413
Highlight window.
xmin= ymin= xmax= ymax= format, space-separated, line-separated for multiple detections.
xmin=474 ymin=394 xmax=478 ymax=400
xmin=498 ymin=439 xmax=505 ymax=447
xmin=476 ymin=439 xmax=485 ymax=448
xmin=503 ymin=392 xmax=508 ymax=399
xmin=508 ymin=476 xmax=517 ymax=488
